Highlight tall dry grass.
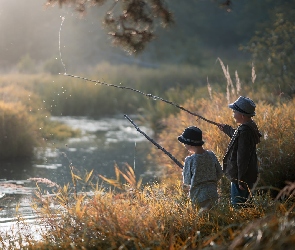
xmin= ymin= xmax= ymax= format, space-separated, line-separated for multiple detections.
xmin=147 ymin=63 xmax=295 ymax=212
xmin=0 ymin=76 xmax=80 ymax=160
xmin=0 ymin=62 xmax=294 ymax=248
xmin=1 ymin=165 xmax=294 ymax=249
xmin=0 ymin=101 xmax=40 ymax=160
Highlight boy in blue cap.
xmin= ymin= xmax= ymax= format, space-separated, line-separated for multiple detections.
xmin=218 ymin=96 xmax=262 ymax=208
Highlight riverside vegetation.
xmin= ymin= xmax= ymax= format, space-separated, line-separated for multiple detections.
xmin=0 ymin=62 xmax=294 ymax=249
xmin=0 ymin=62 xmax=230 ymax=161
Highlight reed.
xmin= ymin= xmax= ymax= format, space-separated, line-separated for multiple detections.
xmin=1 ymin=165 xmax=294 ymax=249
xmin=151 ymin=61 xmax=295 ymax=195
xmin=0 ymin=62 xmax=294 ymax=248
xmin=0 ymin=101 xmax=40 ymax=160
xmin=0 ymin=75 xmax=80 ymax=159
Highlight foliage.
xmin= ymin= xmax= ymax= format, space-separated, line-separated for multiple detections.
xmin=241 ymin=5 xmax=295 ymax=95
xmin=257 ymin=99 xmax=295 ymax=192
xmin=43 ymin=57 xmax=65 ymax=75
xmin=17 ymin=54 xmax=36 ymax=74
xmin=41 ymin=119 xmax=81 ymax=141
xmin=0 ymin=101 xmax=40 ymax=160
xmin=23 ymin=63 xmax=223 ymax=118
xmin=0 ymin=75 xmax=80 ymax=159
xmin=151 ymin=62 xmax=295 ymax=194
xmin=98 ymin=163 xmax=142 ymax=191
xmin=0 ymin=62 xmax=230 ymax=159
xmin=1 ymin=0 xmax=278 ymax=69
xmin=45 ymin=0 xmax=173 ymax=54
xmin=1 ymin=167 xmax=295 ymax=249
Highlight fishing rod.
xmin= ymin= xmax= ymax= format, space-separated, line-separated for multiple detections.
xmin=64 ymin=74 xmax=220 ymax=126
xmin=124 ymin=114 xmax=184 ymax=169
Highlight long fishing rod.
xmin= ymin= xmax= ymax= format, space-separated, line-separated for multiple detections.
xmin=124 ymin=114 xmax=184 ymax=169
xmin=64 ymin=74 xmax=220 ymax=126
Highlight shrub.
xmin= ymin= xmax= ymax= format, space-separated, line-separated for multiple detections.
xmin=43 ymin=57 xmax=64 ymax=75
xmin=17 ymin=54 xmax=36 ymax=73
xmin=0 ymin=101 xmax=40 ymax=160
xmin=0 ymin=80 xmax=80 ymax=159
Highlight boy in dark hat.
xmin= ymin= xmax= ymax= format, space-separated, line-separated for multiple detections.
xmin=218 ymin=96 xmax=262 ymax=208
xmin=178 ymin=126 xmax=223 ymax=211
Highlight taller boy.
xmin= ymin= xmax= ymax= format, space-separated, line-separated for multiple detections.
xmin=218 ymin=96 xmax=262 ymax=207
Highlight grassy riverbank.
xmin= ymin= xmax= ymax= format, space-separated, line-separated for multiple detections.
xmin=2 ymin=61 xmax=293 ymax=160
xmin=0 ymin=62 xmax=294 ymax=249
xmin=1 ymin=165 xmax=294 ymax=249
xmin=0 ymin=78 xmax=80 ymax=160
xmin=0 ymin=62 xmax=236 ymax=159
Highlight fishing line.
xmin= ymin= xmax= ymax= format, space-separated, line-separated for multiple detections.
xmin=57 ymin=15 xmax=218 ymax=127
xmin=134 ymin=141 xmax=136 ymax=171
xmin=59 ymin=16 xmax=67 ymax=74
xmin=63 ymin=73 xmax=219 ymax=126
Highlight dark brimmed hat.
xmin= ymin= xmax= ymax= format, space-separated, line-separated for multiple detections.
xmin=228 ymin=96 xmax=256 ymax=116
xmin=178 ymin=126 xmax=204 ymax=146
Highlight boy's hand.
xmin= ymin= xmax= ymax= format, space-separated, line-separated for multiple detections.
xmin=218 ymin=123 xmax=225 ymax=131
xmin=182 ymin=184 xmax=190 ymax=193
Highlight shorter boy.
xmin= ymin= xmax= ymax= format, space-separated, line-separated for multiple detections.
xmin=178 ymin=126 xmax=223 ymax=211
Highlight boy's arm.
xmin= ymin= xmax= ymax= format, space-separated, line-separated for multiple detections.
xmin=218 ymin=124 xmax=235 ymax=137
xmin=182 ymin=157 xmax=191 ymax=185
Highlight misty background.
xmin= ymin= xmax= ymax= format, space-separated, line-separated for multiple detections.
xmin=0 ymin=0 xmax=265 ymax=73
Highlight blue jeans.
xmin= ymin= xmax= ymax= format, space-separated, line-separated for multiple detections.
xmin=231 ymin=182 xmax=253 ymax=207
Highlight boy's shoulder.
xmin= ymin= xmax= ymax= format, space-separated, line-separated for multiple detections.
xmin=238 ymin=121 xmax=258 ymax=131
xmin=238 ymin=121 xmax=262 ymax=143
xmin=185 ymin=154 xmax=195 ymax=161
xmin=238 ymin=124 xmax=252 ymax=131
xmin=205 ymin=149 xmax=217 ymax=155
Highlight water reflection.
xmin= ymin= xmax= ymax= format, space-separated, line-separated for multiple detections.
xmin=0 ymin=116 xmax=157 ymax=221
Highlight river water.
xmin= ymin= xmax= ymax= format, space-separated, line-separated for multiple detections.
xmin=0 ymin=115 xmax=157 ymax=240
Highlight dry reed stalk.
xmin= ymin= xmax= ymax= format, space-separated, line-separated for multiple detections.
xmin=235 ymin=70 xmax=241 ymax=95
xmin=252 ymin=62 xmax=256 ymax=84
xmin=207 ymin=76 xmax=213 ymax=100
xmin=217 ymin=58 xmax=235 ymax=103
xmin=228 ymin=215 xmax=275 ymax=250
xmin=28 ymin=178 xmax=60 ymax=188
xmin=275 ymin=181 xmax=295 ymax=201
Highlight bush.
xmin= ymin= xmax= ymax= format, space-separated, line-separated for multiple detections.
xmin=43 ymin=57 xmax=64 ymax=75
xmin=0 ymin=79 xmax=80 ymax=159
xmin=17 ymin=54 xmax=36 ymax=73
xmin=0 ymin=102 xmax=40 ymax=160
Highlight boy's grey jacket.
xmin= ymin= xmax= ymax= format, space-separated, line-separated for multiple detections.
xmin=183 ymin=150 xmax=223 ymax=204
xmin=222 ymin=121 xmax=261 ymax=187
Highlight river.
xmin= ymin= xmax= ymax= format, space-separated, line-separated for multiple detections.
xmin=0 ymin=115 xmax=158 ymax=240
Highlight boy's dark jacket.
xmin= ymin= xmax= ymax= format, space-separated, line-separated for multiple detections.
xmin=222 ymin=121 xmax=262 ymax=187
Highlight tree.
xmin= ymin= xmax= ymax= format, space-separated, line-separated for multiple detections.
xmin=44 ymin=0 xmax=295 ymax=95
xmin=45 ymin=0 xmax=173 ymax=54
xmin=241 ymin=1 xmax=295 ymax=94
xmin=45 ymin=0 xmax=233 ymax=54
